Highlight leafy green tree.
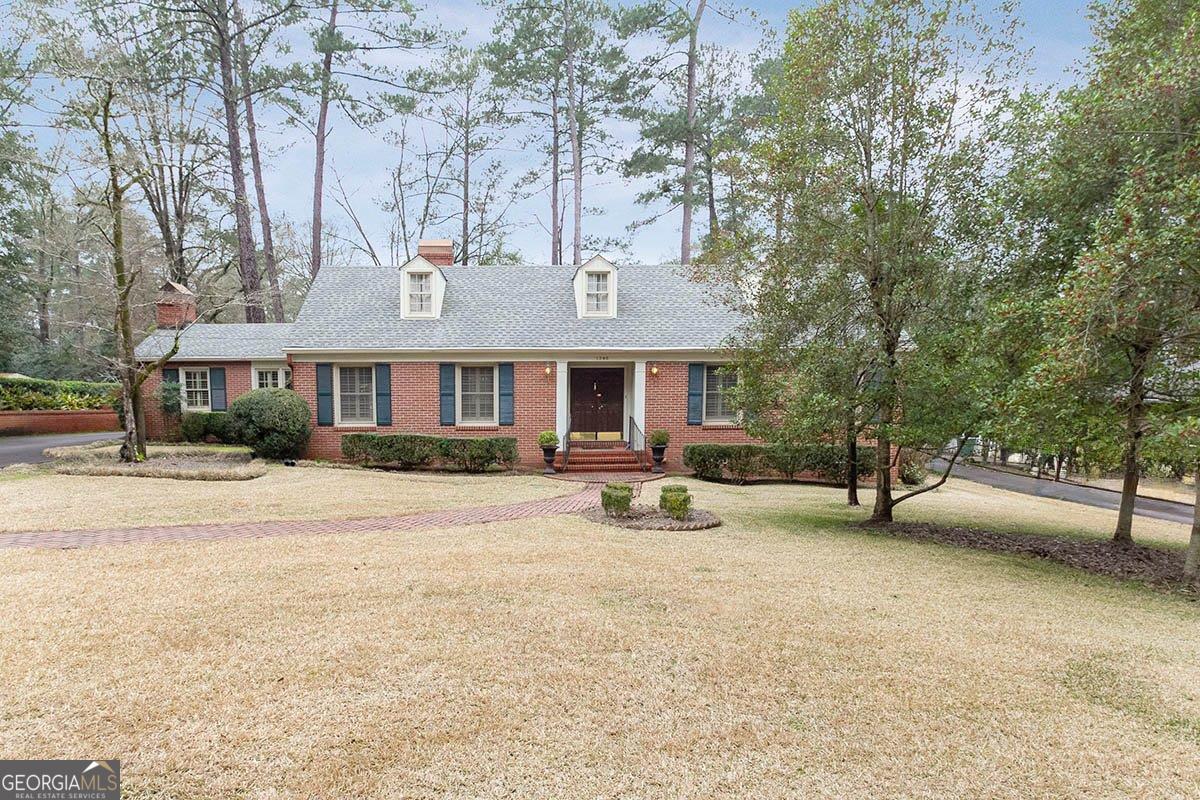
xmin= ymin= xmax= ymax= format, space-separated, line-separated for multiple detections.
xmin=711 ymin=0 xmax=1021 ymax=523
xmin=1010 ymin=0 xmax=1200 ymax=543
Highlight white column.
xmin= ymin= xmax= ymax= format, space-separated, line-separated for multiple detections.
xmin=632 ymin=360 xmax=646 ymax=437
xmin=555 ymin=359 xmax=569 ymax=447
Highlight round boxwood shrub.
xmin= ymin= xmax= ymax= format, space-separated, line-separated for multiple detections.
xmin=601 ymin=482 xmax=633 ymax=517
xmin=228 ymin=389 xmax=312 ymax=459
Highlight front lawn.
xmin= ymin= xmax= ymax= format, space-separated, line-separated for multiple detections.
xmin=0 ymin=464 xmax=566 ymax=532
xmin=0 ymin=478 xmax=1196 ymax=797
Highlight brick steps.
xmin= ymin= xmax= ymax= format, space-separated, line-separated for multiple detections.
xmin=556 ymin=445 xmax=647 ymax=473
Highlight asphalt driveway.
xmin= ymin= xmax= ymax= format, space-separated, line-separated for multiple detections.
xmin=937 ymin=459 xmax=1194 ymax=526
xmin=0 ymin=431 xmax=122 ymax=467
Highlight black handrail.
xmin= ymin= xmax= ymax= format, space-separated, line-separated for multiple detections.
xmin=628 ymin=415 xmax=646 ymax=471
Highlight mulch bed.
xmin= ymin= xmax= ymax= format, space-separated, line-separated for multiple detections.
xmin=582 ymin=504 xmax=721 ymax=531
xmin=867 ymin=520 xmax=1195 ymax=594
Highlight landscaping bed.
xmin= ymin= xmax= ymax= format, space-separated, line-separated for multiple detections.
xmin=583 ymin=503 xmax=721 ymax=531
xmin=47 ymin=442 xmax=265 ymax=481
xmin=870 ymin=520 xmax=1193 ymax=593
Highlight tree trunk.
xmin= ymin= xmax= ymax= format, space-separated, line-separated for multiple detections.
xmin=310 ymin=0 xmax=339 ymax=279
xmin=1053 ymin=452 xmax=1064 ymax=482
xmin=550 ymin=88 xmax=561 ymax=265
xmin=133 ymin=383 xmax=147 ymax=456
xmin=35 ymin=247 xmax=50 ymax=343
xmin=679 ymin=0 xmax=706 ymax=265
xmin=1184 ymin=460 xmax=1199 ymax=587
xmin=1113 ymin=344 xmax=1150 ymax=544
xmin=215 ymin=0 xmax=266 ymax=322
xmin=704 ymin=150 xmax=718 ymax=239
xmin=236 ymin=2 xmax=285 ymax=322
xmin=871 ymin=429 xmax=893 ymax=523
xmin=461 ymin=98 xmax=471 ymax=264
xmin=564 ymin=27 xmax=582 ymax=266
xmin=846 ymin=417 xmax=859 ymax=507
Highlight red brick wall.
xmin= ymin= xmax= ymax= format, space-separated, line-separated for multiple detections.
xmin=143 ymin=361 xmax=254 ymax=440
xmin=296 ymin=361 xmax=558 ymax=466
xmin=643 ymin=361 xmax=758 ymax=470
xmin=0 ymin=410 xmax=119 ymax=436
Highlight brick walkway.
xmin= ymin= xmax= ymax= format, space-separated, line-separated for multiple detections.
xmin=0 ymin=481 xmax=634 ymax=552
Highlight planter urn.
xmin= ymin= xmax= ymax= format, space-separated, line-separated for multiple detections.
xmin=542 ymin=445 xmax=559 ymax=475
xmin=650 ymin=444 xmax=667 ymax=473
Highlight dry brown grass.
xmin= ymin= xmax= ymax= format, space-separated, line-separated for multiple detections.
xmin=0 ymin=478 xmax=1197 ymax=798
xmin=0 ymin=465 xmax=565 ymax=532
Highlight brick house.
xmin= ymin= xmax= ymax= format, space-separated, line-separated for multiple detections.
xmin=135 ymin=241 xmax=757 ymax=472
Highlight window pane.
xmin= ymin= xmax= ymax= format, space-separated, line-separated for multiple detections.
xmin=460 ymin=366 xmax=495 ymax=422
xmin=183 ymin=370 xmax=209 ymax=409
xmin=705 ymin=367 xmax=736 ymax=420
xmin=338 ymin=367 xmax=373 ymax=423
xmin=410 ymin=273 xmax=432 ymax=313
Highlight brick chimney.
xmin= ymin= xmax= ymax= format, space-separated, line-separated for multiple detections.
xmin=156 ymin=280 xmax=198 ymax=328
xmin=417 ymin=239 xmax=455 ymax=267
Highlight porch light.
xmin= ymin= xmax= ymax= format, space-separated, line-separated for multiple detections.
xmin=545 ymin=364 xmax=552 ymax=376
xmin=650 ymin=366 xmax=659 ymax=376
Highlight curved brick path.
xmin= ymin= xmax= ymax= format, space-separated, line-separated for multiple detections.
xmin=0 ymin=481 xmax=634 ymax=551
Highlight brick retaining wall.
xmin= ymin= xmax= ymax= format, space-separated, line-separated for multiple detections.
xmin=0 ymin=409 xmax=120 ymax=436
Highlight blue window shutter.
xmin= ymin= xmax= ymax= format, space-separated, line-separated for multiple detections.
xmin=375 ymin=363 xmax=392 ymax=426
xmin=316 ymin=363 xmax=333 ymax=426
xmin=498 ymin=363 xmax=514 ymax=426
xmin=162 ymin=367 xmax=179 ymax=385
xmin=439 ymin=364 xmax=455 ymax=426
xmin=687 ymin=363 xmax=704 ymax=425
xmin=209 ymin=367 xmax=227 ymax=411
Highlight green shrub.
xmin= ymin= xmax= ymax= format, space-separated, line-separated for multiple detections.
xmin=181 ymin=411 xmax=234 ymax=444
xmin=683 ymin=442 xmax=877 ymax=484
xmin=648 ymin=429 xmax=670 ymax=447
xmin=159 ymin=380 xmax=182 ymax=418
xmin=661 ymin=489 xmax=692 ymax=520
xmin=342 ymin=433 xmax=438 ymax=468
xmin=538 ymin=430 xmax=559 ymax=448
xmin=659 ymin=484 xmax=688 ymax=509
xmin=228 ymin=389 xmax=312 ymax=459
xmin=341 ymin=433 xmax=518 ymax=472
xmin=438 ymin=436 xmax=519 ymax=472
xmin=601 ymin=482 xmax=632 ymax=517
xmin=898 ymin=450 xmax=929 ymax=486
xmin=0 ymin=376 xmax=118 ymax=411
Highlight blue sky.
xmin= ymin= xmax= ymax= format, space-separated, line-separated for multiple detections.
xmin=223 ymin=1 xmax=1097 ymax=266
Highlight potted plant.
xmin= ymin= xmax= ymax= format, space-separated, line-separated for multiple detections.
xmin=538 ymin=430 xmax=560 ymax=474
xmin=648 ymin=429 xmax=670 ymax=473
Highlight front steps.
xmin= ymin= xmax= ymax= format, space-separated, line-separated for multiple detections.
xmin=555 ymin=441 xmax=647 ymax=473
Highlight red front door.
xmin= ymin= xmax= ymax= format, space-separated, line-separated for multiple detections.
xmin=570 ymin=367 xmax=624 ymax=437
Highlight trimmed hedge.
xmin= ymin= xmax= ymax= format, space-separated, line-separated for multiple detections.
xmin=0 ymin=376 xmax=119 ymax=411
xmin=682 ymin=443 xmax=877 ymax=484
xmin=601 ymin=482 xmax=633 ymax=517
xmin=181 ymin=411 xmax=234 ymax=444
xmin=228 ymin=389 xmax=313 ymax=460
xmin=659 ymin=484 xmax=688 ymax=509
xmin=660 ymin=488 xmax=692 ymax=520
xmin=341 ymin=433 xmax=519 ymax=473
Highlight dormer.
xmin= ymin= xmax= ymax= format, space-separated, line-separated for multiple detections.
xmin=400 ymin=256 xmax=447 ymax=319
xmin=573 ymin=255 xmax=617 ymax=319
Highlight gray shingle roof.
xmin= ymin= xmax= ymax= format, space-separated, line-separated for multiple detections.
xmin=135 ymin=323 xmax=294 ymax=361
xmin=289 ymin=262 xmax=744 ymax=351
xmin=135 ymin=262 xmax=745 ymax=360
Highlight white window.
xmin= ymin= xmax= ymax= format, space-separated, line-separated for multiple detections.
xmin=704 ymin=365 xmax=737 ymax=423
xmin=408 ymin=272 xmax=432 ymax=315
xmin=335 ymin=365 xmax=375 ymax=425
xmin=458 ymin=365 xmax=496 ymax=424
xmin=182 ymin=368 xmax=210 ymax=411
xmin=255 ymin=366 xmax=291 ymax=390
xmin=585 ymin=271 xmax=609 ymax=314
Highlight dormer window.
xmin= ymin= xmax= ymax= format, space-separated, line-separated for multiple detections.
xmin=585 ymin=272 xmax=609 ymax=314
xmin=409 ymin=272 xmax=432 ymax=314
xmin=573 ymin=255 xmax=617 ymax=318
xmin=400 ymin=257 xmax=446 ymax=318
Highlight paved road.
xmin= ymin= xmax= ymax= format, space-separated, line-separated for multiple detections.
xmin=0 ymin=431 xmax=123 ymax=467
xmin=936 ymin=459 xmax=1194 ymax=526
